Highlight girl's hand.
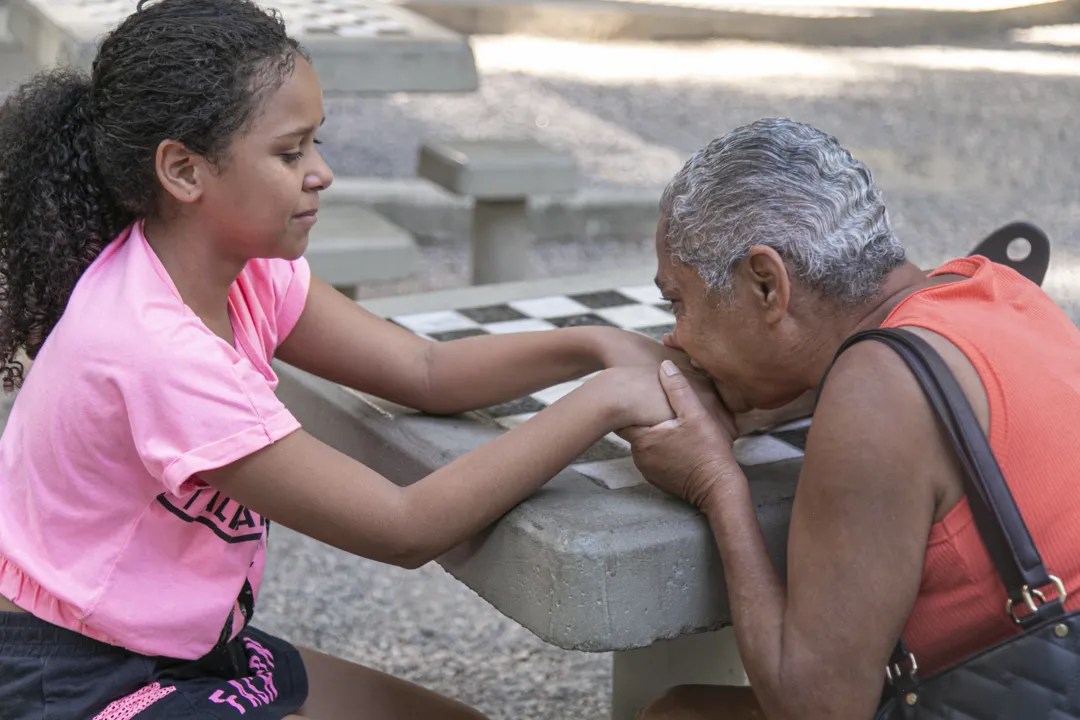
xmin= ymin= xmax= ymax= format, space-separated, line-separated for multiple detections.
xmin=618 ymin=361 xmax=740 ymax=508
xmin=593 ymin=327 xmax=691 ymax=371
xmin=592 ymin=365 xmax=675 ymax=430
xmin=595 ymin=363 xmax=725 ymax=433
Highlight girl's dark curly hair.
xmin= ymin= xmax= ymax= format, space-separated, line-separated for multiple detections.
xmin=0 ymin=0 xmax=305 ymax=390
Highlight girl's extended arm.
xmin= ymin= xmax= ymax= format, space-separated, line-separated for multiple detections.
xmin=275 ymin=276 xmax=680 ymax=415
xmin=201 ymin=366 xmax=674 ymax=569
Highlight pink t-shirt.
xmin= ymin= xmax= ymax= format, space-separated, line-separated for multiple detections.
xmin=0 ymin=220 xmax=310 ymax=660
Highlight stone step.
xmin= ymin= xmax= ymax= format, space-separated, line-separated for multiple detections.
xmin=321 ymin=176 xmax=664 ymax=245
xmin=303 ymin=206 xmax=420 ymax=287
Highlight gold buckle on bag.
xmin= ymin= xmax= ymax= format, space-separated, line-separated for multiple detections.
xmin=1006 ymin=575 xmax=1067 ymax=624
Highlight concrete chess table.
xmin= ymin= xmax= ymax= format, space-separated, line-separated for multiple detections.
xmin=388 ymin=282 xmax=809 ymax=489
xmin=7 ymin=0 xmax=478 ymax=93
xmin=273 ymin=266 xmax=804 ymax=719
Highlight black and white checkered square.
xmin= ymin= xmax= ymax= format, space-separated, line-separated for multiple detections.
xmin=392 ymin=286 xmax=677 ymax=341
xmin=390 ymin=284 xmax=809 ymax=489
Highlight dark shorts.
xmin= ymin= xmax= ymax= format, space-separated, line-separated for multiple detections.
xmin=0 ymin=611 xmax=308 ymax=719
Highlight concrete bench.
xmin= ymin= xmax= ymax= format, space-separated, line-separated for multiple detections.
xmin=319 ymin=175 xmax=664 ymax=249
xmin=304 ymin=205 xmax=420 ymax=298
xmin=417 ymin=138 xmax=578 ymax=285
xmin=4 ymin=0 xmax=478 ymax=94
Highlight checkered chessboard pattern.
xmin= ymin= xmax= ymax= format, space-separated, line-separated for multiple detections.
xmin=391 ymin=285 xmax=810 ymax=490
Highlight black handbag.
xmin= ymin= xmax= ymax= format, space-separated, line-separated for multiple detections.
xmin=826 ymin=328 xmax=1080 ymax=719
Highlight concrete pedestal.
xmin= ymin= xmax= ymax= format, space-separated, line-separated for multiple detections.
xmin=417 ymin=138 xmax=578 ymax=285
xmin=472 ymin=199 xmax=530 ymax=284
xmin=611 ymin=628 xmax=748 ymax=720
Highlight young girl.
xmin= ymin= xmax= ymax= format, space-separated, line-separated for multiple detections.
xmin=0 ymin=0 xmax=691 ymax=717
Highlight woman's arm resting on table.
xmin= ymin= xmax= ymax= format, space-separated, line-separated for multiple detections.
xmin=733 ymin=389 xmax=817 ymax=436
xmin=626 ymin=349 xmax=952 ymax=720
xmin=275 ymin=276 xmax=683 ymax=415
xmin=200 ymin=366 xmax=674 ymax=570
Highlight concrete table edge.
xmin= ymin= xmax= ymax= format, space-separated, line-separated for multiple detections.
xmin=274 ymin=283 xmax=800 ymax=651
xmin=416 ymin=138 xmax=579 ymax=202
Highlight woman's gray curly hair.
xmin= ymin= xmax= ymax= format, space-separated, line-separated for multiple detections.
xmin=660 ymin=118 xmax=906 ymax=306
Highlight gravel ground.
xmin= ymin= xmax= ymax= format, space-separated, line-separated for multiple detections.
xmin=250 ymin=29 xmax=1080 ymax=720
xmin=258 ymin=526 xmax=613 ymax=719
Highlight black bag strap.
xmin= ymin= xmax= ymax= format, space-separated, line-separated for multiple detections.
xmin=824 ymin=328 xmax=1064 ymax=629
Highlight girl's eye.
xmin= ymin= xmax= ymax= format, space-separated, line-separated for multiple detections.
xmin=282 ymin=138 xmax=321 ymax=163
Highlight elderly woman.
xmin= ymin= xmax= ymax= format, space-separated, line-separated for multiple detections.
xmin=625 ymin=118 xmax=1080 ymax=720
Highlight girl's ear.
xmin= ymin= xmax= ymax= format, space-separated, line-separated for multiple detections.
xmin=154 ymin=139 xmax=205 ymax=204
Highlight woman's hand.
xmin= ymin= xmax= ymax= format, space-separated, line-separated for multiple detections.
xmin=619 ymin=361 xmax=740 ymax=508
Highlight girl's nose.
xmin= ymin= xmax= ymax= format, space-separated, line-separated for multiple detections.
xmin=304 ymin=156 xmax=334 ymax=191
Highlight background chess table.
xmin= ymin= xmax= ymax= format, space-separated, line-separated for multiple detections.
xmin=8 ymin=0 xmax=478 ymax=93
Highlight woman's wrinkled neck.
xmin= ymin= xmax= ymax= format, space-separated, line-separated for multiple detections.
xmin=848 ymin=261 xmax=938 ymax=335
xmin=794 ymin=262 xmax=935 ymax=389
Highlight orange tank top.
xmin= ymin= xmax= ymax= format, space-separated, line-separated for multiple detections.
xmin=880 ymin=255 xmax=1080 ymax=676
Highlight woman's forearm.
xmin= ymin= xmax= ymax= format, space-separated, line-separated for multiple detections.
xmin=700 ymin=475 xmax=795 ymax=718
xmin=735 ymin=389 xmax=817 ymax=436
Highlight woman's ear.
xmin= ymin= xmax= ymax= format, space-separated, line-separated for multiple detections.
xmin=154 ymin=139 xmax=204 ymax=204
xmin=745 ymin=245 xmax=791 ymax=324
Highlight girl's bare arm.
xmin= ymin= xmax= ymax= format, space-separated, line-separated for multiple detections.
xmin=275 ymin=276 xmax=682 ymax=416
xmin=201 ymin=367 xmax=675 ymax=568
